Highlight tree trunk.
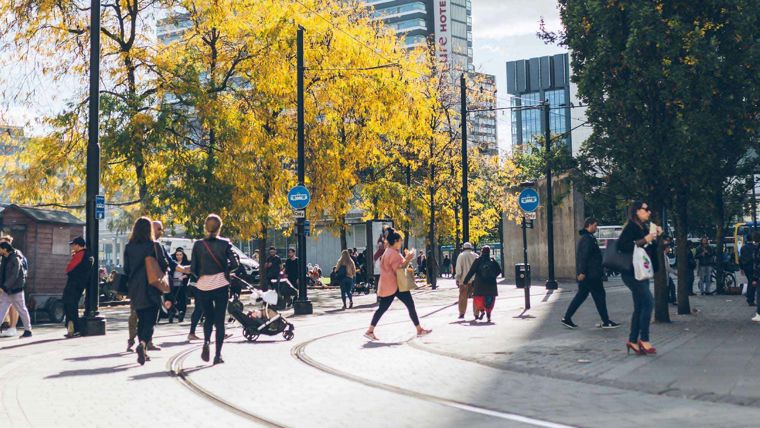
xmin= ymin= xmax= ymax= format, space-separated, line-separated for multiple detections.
xmin=339 ymin=222 xmax=348 ymax=251
xmin=404 ymin=164 xmax=411 ymax=250
xmin=674 ymin=193 xmax=692 ymax=314
xmin=714 ymin=192 xmax=726 ymax=294
xmin=257 ymin=227 xmax=269 ymax=287
xmin=428 ymin=166 xmax=437 ymax=288
xmin=652 ymin=200 xmax=671 ymax=323
xmin=453 ymin=201 xmax=461 ymax=278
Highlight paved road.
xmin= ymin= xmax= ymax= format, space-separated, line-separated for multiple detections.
xmin=2 ymin=279 xmax=760 ymax=427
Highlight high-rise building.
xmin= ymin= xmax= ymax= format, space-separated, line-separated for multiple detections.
xmin=506 ymin=53 xmax=574 ymax=152
xmin=467 ymin=72 xmax=497 ymax=155
xmin=367 ymin=0 xmax=473 ymax=72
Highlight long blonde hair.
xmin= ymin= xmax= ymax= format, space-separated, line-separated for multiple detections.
xmin=336 ymin=250 xmax=356 ymax=277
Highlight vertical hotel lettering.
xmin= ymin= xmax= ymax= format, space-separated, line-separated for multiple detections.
xmin=434 ymin=0 xmax=451 ymax=69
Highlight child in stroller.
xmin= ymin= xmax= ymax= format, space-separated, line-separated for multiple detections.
xmin=227 ymin=277 xmax=295 ymax=342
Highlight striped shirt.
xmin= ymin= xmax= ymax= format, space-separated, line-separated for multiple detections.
xmin=195 ymin=272 xmax=229 ymax=291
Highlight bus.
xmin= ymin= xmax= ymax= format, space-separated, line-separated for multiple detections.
xmin=595 ymin=225 xmax=623 ymax=250
xmin=732 ymin=222 xmax=760 ymax=265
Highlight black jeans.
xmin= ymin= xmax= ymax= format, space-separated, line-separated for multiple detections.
xmin=668 ymin=277 xmax=677 ymax=303
xmin=197 ymin=286 xmax=229 ymax=357
xmin=745 ymin=268 xmax=755 ymax=304
xmin=371 ymin=291 xmax=420 ymax=327
xmin=173 ymin=286 xmax=188 ymax=315
xmin=136 ymin=305 xmax=159 ymax=344
xmin=62 ymin=284 xmax=84 ymax=333
xmin=621 ymin=273 xmax=653 ymax=343
xmin=563 ymin=278 xmax=610 ymax=323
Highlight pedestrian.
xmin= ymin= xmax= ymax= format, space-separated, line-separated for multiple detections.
xmin=123 ymin=216 xmax=168 ymax=365
xmin=696 ymin=237 xmax=715 ymax=295
xmin=617 ymin=201 xmax=660 ymax=356
xmin=169 ymin=248 xmax=191 ymax=322
xmin=364 ymin=228 xmax=431 ymax=341
xmin=284 ymin=247 xmax=298 ymax=304
xmin=190 ymin=214 xmax=239 ymax=365
xmin=740 ymin=233 xmax=757 ymax=306
xmin=685 ymin=241 xmax=697 ymax=296
xmin=264 ymin=246 xmax=281 ymax=292
xmin=335 ymin=250 xmax=356 ymax=309
xmin=463 ymin=245 xmax=502 ymax=322
xmin=0 ymin=240 xmax=32 ymax=338
xmin=750 ymin=241 xmax=760 ymax=322
xmin=252 ymin=249 xmax=260 ymax=264
xmin=62 ymin=236 xmax=92 ymax=338
xmin=417 ymin=251 xmax=427 ymax=277
xmin=561 ymin=218 xmax=619 ymax=329
xmin=372 ymin=229 xmax=389 ymax=287
xmin=441 ymin=254 xmax=451 ymax=278
xmin=0 ymin=235 xmax=21 ymax=338
xmin=454 ymin=242 xmax=478 ymax=320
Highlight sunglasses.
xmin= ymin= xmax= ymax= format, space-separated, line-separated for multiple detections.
xmin=639 ymin=206 xmax=651 ymax=212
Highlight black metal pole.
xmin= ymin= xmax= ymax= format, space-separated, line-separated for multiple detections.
xmin=522 ymin=216 xmax=530 ymax=310
xmin=543 ymin=101 xmax=558 ymax=290
xmin=460 ymin=73 xmax=470 ymax=243
xmin=293 ymin=26 xmax=312 ymax=315
xmin=752 ymin=174 xmax=758 ymax=230
xmin=82 ymin=0 xmax=106 ymax=335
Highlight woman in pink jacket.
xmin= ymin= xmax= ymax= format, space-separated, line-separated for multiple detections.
xmin=364 ymin=228 xmax=432 ymax=341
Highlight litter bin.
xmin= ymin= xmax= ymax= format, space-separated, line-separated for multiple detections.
xmin=515 ymin=263 xmax=531 ymax=288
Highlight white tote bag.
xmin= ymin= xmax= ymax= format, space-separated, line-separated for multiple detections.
xmin=633 ymin=246 xmax=655 ymax=281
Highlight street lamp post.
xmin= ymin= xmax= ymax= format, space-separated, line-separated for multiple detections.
xmin=82 ymin=0 xmax=106 ymax=335
xmin=543 ymin=101 xmax=558 ymax=290
xmin=460 ymin=73 xmax=470 ymax=243
xmin=293 ymin=26 xmax=313 ymax=315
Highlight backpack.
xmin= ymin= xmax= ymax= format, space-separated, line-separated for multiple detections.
xmin=477 ymin=258 xmax=498 ymax=282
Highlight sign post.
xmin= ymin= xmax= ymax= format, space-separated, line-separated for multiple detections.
xmin=288 ymin=183 xmax=312 ymax=315
xmin=517 ymin=187 xmax=540 ymax=317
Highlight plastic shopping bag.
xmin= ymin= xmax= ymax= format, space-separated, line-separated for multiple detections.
xmin=633 ymin=246 xmax=654 ymax=281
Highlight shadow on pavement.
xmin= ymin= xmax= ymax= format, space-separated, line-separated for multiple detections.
xmin=362 ymin=341 xmax=403 ymax=349
xmin=45 ymin=363 xmax=134 ymax=379
xmin=65 ymin=352 xmax=129 ymax=362
xmin=0 ymin=337 xmax=69 ymax=351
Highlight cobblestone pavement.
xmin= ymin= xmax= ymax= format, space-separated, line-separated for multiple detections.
xmin=2 ymin=279 xmax=760 ymax=427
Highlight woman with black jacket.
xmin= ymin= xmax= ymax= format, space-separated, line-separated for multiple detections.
xmin=190 ymin=214 xmax=239 ymax=365
xmin=463 ymin=246 xmax=502 ymax=322
xmin=167 ymin=248 xmax=191 ymax=323
xmin=124 ymin=216 xmax=168 ymax=365
xmin=617 ymin=201 xmax=660 ymax=356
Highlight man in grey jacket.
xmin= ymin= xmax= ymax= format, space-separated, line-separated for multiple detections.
xmin=0 ymin=241 xmax=32 ymax=338
xmin=455 ymin=242 xmax=479 ymax=319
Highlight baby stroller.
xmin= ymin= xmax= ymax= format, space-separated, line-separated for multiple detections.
xmin=227 ymin=276 xmax=295 ymax=342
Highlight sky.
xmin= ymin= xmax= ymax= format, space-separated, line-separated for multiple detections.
xmin=470 ymin=0 xmax=567 ymax=152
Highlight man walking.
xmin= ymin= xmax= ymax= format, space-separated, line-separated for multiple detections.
xmin=0 ymin=241 xmax=32 ymax=338
xmin=740 ymin=233 xmax=757 ymax=306
xmin=454 ymin=242 xmax=478 ymax=320
xmin=63 ymin=236 xmax=92 ymax=338
xmin=696 ymin=238 xmax=716 ymax=295
xmin=264 ymin=246 xmax=282 ymax=292
xmin=561 ymin=218 xmax=619 ymax=329
xmin=0 ymin=235 xmax=21 ymax=338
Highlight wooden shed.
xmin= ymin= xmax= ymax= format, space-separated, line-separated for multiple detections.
xmin=0 ymin=204 xmax=85 ymax=322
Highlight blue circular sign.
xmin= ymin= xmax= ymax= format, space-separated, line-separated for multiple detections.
xmin=288 ymin=185 xmax=311 ymax=210
xmin=518 ymin=188 xmax=540 ymax=213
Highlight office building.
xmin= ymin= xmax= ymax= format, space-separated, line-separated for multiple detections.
xmin=506 ymin=53 xmax=577 ymax=152
xmin=467 ymin=72 xmax=497 ymax=155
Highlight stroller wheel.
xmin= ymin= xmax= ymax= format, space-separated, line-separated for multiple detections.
xmin=283 ymin=330 xmax=294 ymax=341
xmin=243 ymin=329 xmax=259 ymax=342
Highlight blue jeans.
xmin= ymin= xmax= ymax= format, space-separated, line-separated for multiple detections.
xmin=621 ymin=273 xmax=653 ymax=342
xmin=340 ymin=277 xmax=354 ymax=303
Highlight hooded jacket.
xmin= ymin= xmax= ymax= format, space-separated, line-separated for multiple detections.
xmin=576 ymin=229 xmax=603 ymax=281
xmin=0 ymin=250 xmax=26 ymax=294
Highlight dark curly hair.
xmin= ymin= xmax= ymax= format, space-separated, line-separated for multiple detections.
xmin=385 ymin=227 xmax=403 ymax=246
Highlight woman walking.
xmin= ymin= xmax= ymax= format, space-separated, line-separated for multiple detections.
xmin=364 ymin=228 xmax=431 ymax=341
xmin=463 ymin=246 xmax=502 ymax=322
xmin=168 ymin=248 xmax=191 ymax=323
xmin=190 ymin=214 xmax=239 ymax=365
xmin=441 ymin=255 xmax=451 ymax=278
xmin=335 ymin=250 xmax=356 ymax=309
xmin=124 ymin=217 xmax=167 ymax=365
xmin=617 ymin=201 xmax=660 ymax=356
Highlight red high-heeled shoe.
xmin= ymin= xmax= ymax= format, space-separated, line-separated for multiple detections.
xmin=626 ymin=341 xmax=646 ymax=355
xmin=638 ymin=340 xmax=657 ymax=354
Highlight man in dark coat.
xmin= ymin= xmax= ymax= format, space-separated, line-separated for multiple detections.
xmin=561 ymin=218 xmax=619 ymax=329
xmin=63 ymin=236 xmax=93 ymax=338
xmin=463 ymin=245 xmax=502 ymax=322
xmin=0 ymin=241 xmax=32 ymax=338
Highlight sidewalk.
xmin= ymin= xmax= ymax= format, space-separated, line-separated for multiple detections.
xmin=413 ymin=278 xmax=760 ymax=407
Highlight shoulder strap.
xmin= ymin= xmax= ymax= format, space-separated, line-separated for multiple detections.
xmin=201 ymin=240 xmax=224 ymax=270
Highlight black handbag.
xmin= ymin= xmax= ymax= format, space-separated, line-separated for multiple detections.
xmin=603 ymin=239 xmax=633 ymax=274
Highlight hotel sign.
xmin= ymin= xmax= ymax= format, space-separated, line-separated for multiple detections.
xmin=434 ymin=0 xmax=452 ymax=70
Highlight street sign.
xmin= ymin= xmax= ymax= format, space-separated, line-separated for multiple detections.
xmin=525 ymin=211 xmax=537 ymax=220
xmin=526 ymin=220 xmax=534 ymax=229
xmin=288 ymin=185 xmax=311 ymax=210
xmin=95 ymin=195 xmax=105 ymax=220
xmin=304 ymin=220 xmax=311 ymax=236
xmin=518 ymin=188 xmax=540 ymax=213
xmin=293 ymin=209 xmax=306 ymax=219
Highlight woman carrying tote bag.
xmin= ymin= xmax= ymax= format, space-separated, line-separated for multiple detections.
xmin=364 ymin=228 xmax=431 ymax=341
xmin=617 ymin=201 xmax=661 ymax=356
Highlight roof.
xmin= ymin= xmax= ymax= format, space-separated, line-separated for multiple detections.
xmin=2 ymin=204 xmax=85 ymax=225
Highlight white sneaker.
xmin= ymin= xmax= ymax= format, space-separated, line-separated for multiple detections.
xmin=752 ymin=314 xmax=760 ymax=323
xmin=0 ymin=327 xmax=18 ymax=337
